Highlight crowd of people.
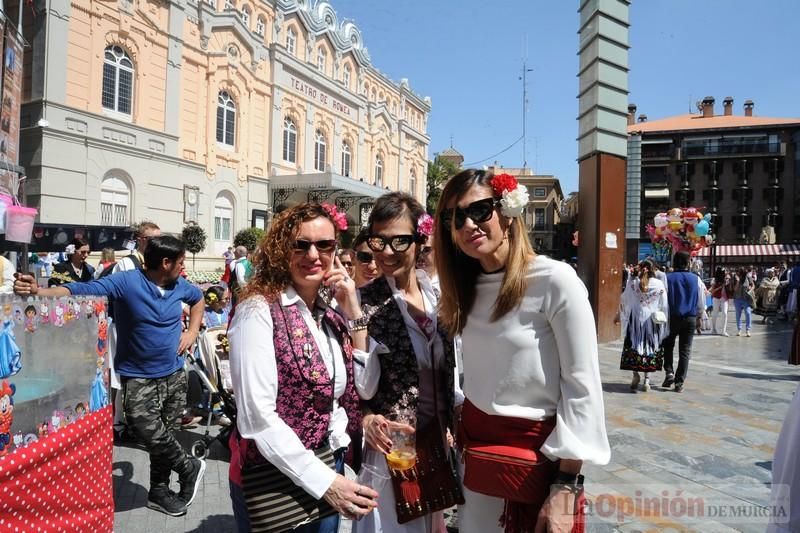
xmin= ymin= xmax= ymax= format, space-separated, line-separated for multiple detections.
xmin=8 ymin=166 xmax=800 ymax=532
xmin=6 ymin=168 xmax=612 ymax=532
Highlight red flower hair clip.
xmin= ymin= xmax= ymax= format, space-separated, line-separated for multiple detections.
xmin=321 ymin=203 xmax=348 ymax=232
xmin=489 ymin=173 xmax=529 ymax=217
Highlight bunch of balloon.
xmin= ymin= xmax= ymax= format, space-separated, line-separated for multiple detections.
xmin=646 ymin=207 xmax=713 ymax=260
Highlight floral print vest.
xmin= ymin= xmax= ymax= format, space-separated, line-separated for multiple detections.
xmin=359 ymin=277 xmax=456 ymax=430
xmin=239 ymin=300 xmax=362 ymax=467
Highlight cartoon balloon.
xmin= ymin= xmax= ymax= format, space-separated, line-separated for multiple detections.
xmin=695 ymin=219 xmax=709 ymax=237
xmin=654 ymin=213 xmax=668 ymax=228
xmin=704 ymin=213 xmax=712 ymax=222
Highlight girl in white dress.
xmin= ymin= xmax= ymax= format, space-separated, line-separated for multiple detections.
xmin=434 ymin=169 xmax=610 ymax=533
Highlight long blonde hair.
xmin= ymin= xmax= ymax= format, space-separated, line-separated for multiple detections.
xmin=434 ymin=169 xmax=535 ymax=336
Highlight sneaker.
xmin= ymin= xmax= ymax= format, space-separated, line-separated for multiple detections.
xmin=674 ymin=383 xmax=684 ymax=393
xmin=630 ymin=373 xmax=640 ymax=392
xmin=736 ymin=330 xmax=742 ymax=336
xmin=722 ymin=331 xmax=730 ymax=337
xmin=746 ymin=330 xmax=751 ymax=337
xmin=662 ymin=374 xmax=675 ymax=388
xmin=181 ymin=415 xmax=203 ymax=427
xmin=642 ymin=378 xmax=651 ymax=392
xmin=147 ymin=486 xmax=188 ymax=517
xmin=179 ymin=456 xmax=206 ymax=507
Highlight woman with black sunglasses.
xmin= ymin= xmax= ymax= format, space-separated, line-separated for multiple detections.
xmin=226 ymin=203 xmax=378 ymax=532
xmin=434 ymin=169 xmax=609 ymax=533
xmin=352 ymin=228 xmax=381 ymax=288
xmin=355 ymin=192 xmax=464 ymax=533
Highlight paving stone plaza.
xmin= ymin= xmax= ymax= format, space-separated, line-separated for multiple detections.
xmin=113 ymin=317 xmax=799 ymax=532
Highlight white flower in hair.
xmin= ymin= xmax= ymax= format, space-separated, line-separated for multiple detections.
xmin=65 ymin=244 xmax=76 ymax=255
xmin=500 ymin=187 xmax=529 ymax=217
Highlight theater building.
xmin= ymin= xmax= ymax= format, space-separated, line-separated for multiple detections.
xmin=17 ymin=0 xmax=430 ymax=256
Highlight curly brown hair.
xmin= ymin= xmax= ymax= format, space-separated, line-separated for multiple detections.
xmin=241 ymin=203 xmax=340 ymax=303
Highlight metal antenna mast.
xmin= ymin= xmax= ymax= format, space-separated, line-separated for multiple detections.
xmin=520 ymin=36 xmax=533 ymax=170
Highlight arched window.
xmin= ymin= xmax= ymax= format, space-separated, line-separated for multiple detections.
xmin=285 ymin=27 xmax=296 ymax=55
xmin=216 ymin=91 xmax=236 ymax=147
xmin=100 ymin=176 xmax=130 ymax=226
xmin=282 ymin=117 xmax=297 ymax=163
xmin=341 ymin=141 xmax=352 ymax=177
xmin=240 ymin=5 xmax=250 ymax=26
xmin=409 ymin=169 xmax=417 ymax=197
xmin=255 ymin=16 xmax=265 ymax=36
xmin=342 ymin=64 xmax=351 ymax=90
xmin=102 ymin=45 xmax=134 ymax=116
xmin=214 ymin=194 xmax=234 ymax=242
xmin=314 ymin=130 xmax=326 ymax=172
xmin=375 ymin=155 xmax=383 ymax=188
xmin=317 ymin=47 xmax=327 ymax=73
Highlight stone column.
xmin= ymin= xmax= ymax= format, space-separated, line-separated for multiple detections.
xmin=164 ymin=0 xmax=186 ymax=136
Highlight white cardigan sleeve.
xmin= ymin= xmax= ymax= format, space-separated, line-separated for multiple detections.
xmin=540 ymin=268 xmax=611 ymax=465
xmin=228 ymin=297 xmax=337 ymax=500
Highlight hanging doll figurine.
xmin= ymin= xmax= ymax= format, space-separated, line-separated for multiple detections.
xmin=96 ymin=318 xmax=108 ymax=357
xmin=90 ymin=356 xmax=108 ymax=412
xmin=53 ymin=302 xmax=65 ymax=327
xmin=24 ymin=305 xmax=37 ymax=333
xmin=39 ymin=300 xmax=50 ymax=324
xmin=0 ymin=380 xmax=16 ymax=457
xmin=0 ymin=319 xmax=21 ymax=379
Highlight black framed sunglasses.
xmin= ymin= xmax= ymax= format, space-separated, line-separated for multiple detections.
xmin=441 ymin=197 xmax=499 ymax=230
xmin=420 ymin=246 xmax=433 ymax=255
xmin=367 ymin=235 xmax=415 ymax=253
xmin=356 ymin=251 xmax=375 ymax=264
xmin=293 ymin=239 xmax=337 ymax=253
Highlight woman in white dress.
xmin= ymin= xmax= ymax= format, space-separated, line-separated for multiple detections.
xmin=355 ymin=192 xmax=463 ymax=533
xmin=434 ymin=169 xmax=610 ymax=533
xmin=615 ymin=259 xmax=669 ymax=392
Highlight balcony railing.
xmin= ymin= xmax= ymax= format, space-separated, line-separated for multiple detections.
xmin=683 ymin=138 xmax=782 ymax=158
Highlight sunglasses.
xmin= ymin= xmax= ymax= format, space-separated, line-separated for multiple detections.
xmin=341 ymin=261 xmax=353 ymax=267
xmin=367 ymin=235 xmax=415 ymax=253
xmin=441 ymin=197 xmax=499 ymax=230
xmin=293 ymin=239 xmax=337 ymax=253
xmin=356 ymin=251 xmax=375 ymax=264
xmin=420 ymin=246 xmax=433 ymax=255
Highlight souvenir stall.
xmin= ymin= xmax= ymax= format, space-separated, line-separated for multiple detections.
xmin=0 ymin=295 xmax=113 ymax=532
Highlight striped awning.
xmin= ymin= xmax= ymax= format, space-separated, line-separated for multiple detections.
xmin=698 ymin=244 xmax=800 ymax=257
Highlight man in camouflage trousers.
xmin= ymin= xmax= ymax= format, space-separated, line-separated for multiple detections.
xmin=15 ymin=235 xmax=205 ymax=517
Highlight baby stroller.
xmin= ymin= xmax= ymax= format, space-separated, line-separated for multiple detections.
xmin=184 ymin=325 xmax=237 ymax=459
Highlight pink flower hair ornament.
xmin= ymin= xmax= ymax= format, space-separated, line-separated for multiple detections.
xmin=417 ymin=213 xmax=434 ymax=237
xmin=321 ymin=203 xmax=348 ymax=232
xmin=490 ymin=173 xmax=529 ymax=218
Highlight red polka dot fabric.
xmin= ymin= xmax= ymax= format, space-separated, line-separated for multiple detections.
xmin=0 ymin=405 xmax=113 ymax=532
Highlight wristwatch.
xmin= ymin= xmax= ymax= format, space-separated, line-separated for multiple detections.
xmin=347 ymin=315 xmax=370 ymax=332
xmin=552 ymin=472 xmax=584 ymax=493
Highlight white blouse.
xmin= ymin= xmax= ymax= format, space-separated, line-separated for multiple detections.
xmin=460 ymin=256 xmax=610 ymax=465
xmin=355 ymin=270 xmax=464 ymax=416
xmin=228 ymin=288 xmax=374 ymax=500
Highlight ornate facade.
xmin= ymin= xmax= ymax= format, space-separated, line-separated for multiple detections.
xmin=19 ymin=0 xmax=430 ymax=256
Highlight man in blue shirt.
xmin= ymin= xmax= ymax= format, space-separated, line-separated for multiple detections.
xmin=15 ymin=235 xmax=205 ymax=517
xmin=662 ymin=250 xmax=706 ymax=393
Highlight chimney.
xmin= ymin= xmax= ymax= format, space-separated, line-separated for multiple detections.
xmin=702 ymin=96 xmax=715 ymax=118
xmin=723 ymin=96 xmax=734 ymax=116
xmin=627 ymin=104 xmax=637 ymax=126
xmin=744 ymin=99 xmax=754 ymax=117
xmin=637 ymin=114 xmax=648 ymax=123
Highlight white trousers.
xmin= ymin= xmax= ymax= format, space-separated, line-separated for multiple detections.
xmin=712 ymin=298 xmax=729 ymax=334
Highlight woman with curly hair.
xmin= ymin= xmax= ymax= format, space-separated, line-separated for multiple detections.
xmin=227 ymin=203 xmax=378 ymax=532
xmin=434 ymin=169 xmax=609 ymax=533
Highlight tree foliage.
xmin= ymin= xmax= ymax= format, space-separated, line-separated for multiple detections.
xmin=233 ymin=227 xmax=266 ymax=252
xmin=181 ymin=223 xmax=207 ymax=270
xmin=426 ymin=156 xmax=460 ymax=214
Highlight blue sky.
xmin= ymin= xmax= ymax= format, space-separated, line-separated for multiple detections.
xmin=339 ymin=0 xmax=800 ymax=193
